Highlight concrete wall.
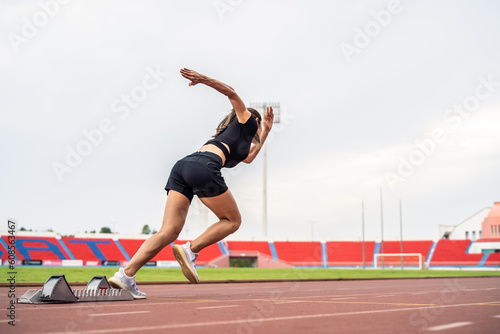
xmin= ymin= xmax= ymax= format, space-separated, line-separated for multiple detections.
xmin=439 ymin=207 xmax=490 ymax=240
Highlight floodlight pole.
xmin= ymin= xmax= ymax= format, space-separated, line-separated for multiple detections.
xmin=380 ymin=187 xmax=385 ymax=269
xmin=250 ymin=102 xmax=280 ymax=238
xmin=263 ymin=140 xmax=268 ymax=237
xmin=400 ymin=199 xmax=404 ymax=269
xmin=362 ymin=200 xmax=366 ymax=269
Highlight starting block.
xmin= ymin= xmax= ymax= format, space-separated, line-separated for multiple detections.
xmin=18 ymin=275 xmax=134 ymax=304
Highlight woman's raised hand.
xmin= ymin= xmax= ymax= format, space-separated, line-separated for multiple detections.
xmin=263 ymin=106 xmax=274 ymax=132
xmin=180 ymin=68 xmax=205 ymax=86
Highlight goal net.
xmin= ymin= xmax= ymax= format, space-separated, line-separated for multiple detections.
xmin=374 ymin=253 xmax=423 ymax=270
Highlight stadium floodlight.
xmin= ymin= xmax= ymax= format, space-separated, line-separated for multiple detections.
xmin=250 ymin=102 xmax=281 ymax=123
xmin=249 ymin=102 xmax=281 ymax=238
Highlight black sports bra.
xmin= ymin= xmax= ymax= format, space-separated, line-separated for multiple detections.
xmin=205 ymin=116 xmax=258 ymax=168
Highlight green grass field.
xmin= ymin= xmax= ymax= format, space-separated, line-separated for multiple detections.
xmin=2 ymin=266 xmax=500 ymax=284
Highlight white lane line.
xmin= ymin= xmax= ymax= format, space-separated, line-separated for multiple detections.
xmin=42 ymin=301 xmax=500 ymax=334
xmin=266 ymin=287 xmax=471 ymax=301
xmin=19 ymin=286 xmax=484 ymax=312
xmin=425 ymin=322 xmax=473 ymax=331
xmin=330 ymin=297 xmax=356 ymax=300
xmin=197 ymin=305 xmax=239 ymax=310
xmin=0 ymin=319 xmax=20 ymax=323
xmin=89 ymin=311 xmax=150 ymax=317
xmin=15 ymin=299 xmax=225 ymax=311
xmin=493 ymin=315 xmax=500 ymax=318
xmin=274 ymin=301 xmax=303 ymax=304
xmin=376 ymin=295 xmax=394 ymax=298
xmin=272 ymin=294 xmax=332 ymax=300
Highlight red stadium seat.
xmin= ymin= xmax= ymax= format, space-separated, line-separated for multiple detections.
xmin=430 ymin=240 xmax=483 ymax=266
xmin=1 ymin=236 xmax=71 ymax=261
xmin=379 ymin=241 xmax=433 ymax=266
xmin=327 ymin=241 xmax=376 ymax=266
xmin=119 ymin=238 xmax=175 ymax=262
xmin=483 ymin=252 xmax=500 ymax=267
xmin=273 ymin=241 xmax=323 ymax=266
xmin=227 ymin=241 xmax=273 ymax=257
xmin=61 ymin=237 xmax=127 ymax=264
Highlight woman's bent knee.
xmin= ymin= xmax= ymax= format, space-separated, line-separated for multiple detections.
xmin=157 ymin=227 xmax=181 ymax=241
xmin=228 ymin=216 xmax=242 ymax=233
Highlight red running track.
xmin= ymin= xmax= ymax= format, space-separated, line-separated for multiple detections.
xmin=2 ymin=277 xmax=500 ymax=333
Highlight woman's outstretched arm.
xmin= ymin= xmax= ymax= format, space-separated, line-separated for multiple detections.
xmin=180 ymin=68 xmax=251 ymax=123
xmin=243 ymin=106 xmax=274 ymax=164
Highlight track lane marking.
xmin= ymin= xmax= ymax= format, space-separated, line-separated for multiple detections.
xmin=251 ymin=287 xmax=486 ymax=301
xmin=197 ymin=305 xmax=239 ymax=310
xmin=18 ymin=285 xmax=494 ymax=312
xmin=16 ymin=296 xmax=495 ymax=312
xmin=16 ymin=298 xmax=500 ymax=312
xmin=252 ymin=298 xmax=436 ymax=307
xmin=14 ymin=299 xmax=222 ymax=311
xmin=41 ymin=301 xmax=500 ymax=334
xmin=425 ymin=322 xmax=473 ymax=331
xmin=89 ymin=311 xmax=150 ymax=317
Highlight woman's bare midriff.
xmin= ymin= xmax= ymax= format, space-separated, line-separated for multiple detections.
xmin=197 ymin=143 xmax=230 ymax=165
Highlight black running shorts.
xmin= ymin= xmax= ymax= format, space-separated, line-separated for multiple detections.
xmin=165 ymin=152 xmax=228 ymax=202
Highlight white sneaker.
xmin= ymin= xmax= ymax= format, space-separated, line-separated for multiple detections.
xmin=108 ymin=268 xmax=147 ymax=299
xmin=172 ymin=242 xmax=200 ymax=283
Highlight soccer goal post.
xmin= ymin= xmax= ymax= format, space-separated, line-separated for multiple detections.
xmin=374 ymin=253 xmax=423 ymax=270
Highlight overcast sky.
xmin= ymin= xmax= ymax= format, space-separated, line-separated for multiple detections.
xmin=1 ymin=0 xmax=499 ymax=242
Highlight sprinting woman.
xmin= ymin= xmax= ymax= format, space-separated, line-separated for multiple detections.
xmin=109 ymin=68 xmax=274 ymax=298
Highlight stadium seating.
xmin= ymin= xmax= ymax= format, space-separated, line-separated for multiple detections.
xmin=273 ymin=241 xmax=323 ymax=266
xmin=430 ymin=240 xmax=483 ymax=266
xmin=2 ymin=233 xmax=498 ymax=268
xmin=1 ymin=236 xmax=70 ymax=261
xmin=483 ymin=252 xmax=500 ymax=267
xmin=227 ymin=241 xmax=273 ymax=257
xmin=0 ymin=240 xmax=6 ymax=259
xmin=326 ymin=241 xmax=376 ymax=266
xmin=378 ymin=241 xmax=433 ymax=266
xmin=61 ymin=237 xmax=127 ymax=264
xmin=381 ymin=240 xmax=433 ymax=255
xmin=119 ymin=238 xmax=175 ymax=262
xmin=117 ymin=239 xmax=223 ymax=265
